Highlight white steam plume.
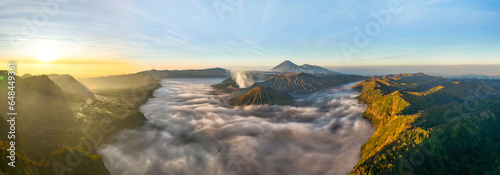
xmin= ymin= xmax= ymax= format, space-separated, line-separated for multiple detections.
xmin=231 ymin=71 xmax=254 ymax=88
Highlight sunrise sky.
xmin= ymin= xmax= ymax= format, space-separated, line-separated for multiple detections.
xmin=1 ymin=0 xmax=499 ymax=77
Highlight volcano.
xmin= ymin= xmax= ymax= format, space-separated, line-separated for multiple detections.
xmin=230 ymin=86 xmax=294 ymax=106
xmin=251 ymin=72 xmax=365 ymax=92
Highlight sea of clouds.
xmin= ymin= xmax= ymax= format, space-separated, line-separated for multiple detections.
xmin=99 ymin=78 xmax=374 ymax=175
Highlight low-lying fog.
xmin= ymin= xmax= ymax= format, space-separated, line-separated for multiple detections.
xmin=99 ymin=78 xmax=374 ymax=175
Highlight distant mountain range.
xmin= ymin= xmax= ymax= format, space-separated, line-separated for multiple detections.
xmin=80 ymin=68 xmax=229 ymax=89
xmin=448 ymin=73 xmax=500 ymax=80
xmin=271 ymin=60 xmax=341 ymax=75
xmin=212 ymin=61 xmax=366 ymax=106
xmin=251 ymin=72 xmax=365 ymax=93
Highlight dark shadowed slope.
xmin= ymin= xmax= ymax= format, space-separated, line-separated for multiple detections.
xmin=230 ymin=86 xmax=294 ymax=106
xmin=0 ymin=72 xmax=109 ymax=175
xmin=9 ymin=75 xmax=76 ymax=141
xmin=0 ymin=70 xmax=159 ymax=175
xmin=48 ymin=74 xmax=95 ymax=99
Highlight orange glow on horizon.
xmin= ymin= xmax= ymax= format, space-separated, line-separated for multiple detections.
xmin=1 ymin=57 xmax=139 ymax=78
xmin=1 ymin=57 xmax=216 ymax=78
xmin=16 ymin=63 xmax=138 ymax=78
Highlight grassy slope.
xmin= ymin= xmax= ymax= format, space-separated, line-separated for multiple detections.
xmin=351 ymin=73 xmax=500 ymax=175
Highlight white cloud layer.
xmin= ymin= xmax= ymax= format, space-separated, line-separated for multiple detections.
xmin=99 ymin=78 xmax=374 ymax=175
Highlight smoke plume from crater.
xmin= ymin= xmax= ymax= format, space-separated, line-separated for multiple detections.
xmin=231 ymin=71 xmax=254 ymax=88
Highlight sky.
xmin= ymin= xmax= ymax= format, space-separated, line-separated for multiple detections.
xmin=0 ymin=0 xmax=499 ymax=77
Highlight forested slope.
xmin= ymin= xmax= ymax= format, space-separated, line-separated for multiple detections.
xmin=351 ymin=73 xmax=500 ymax=174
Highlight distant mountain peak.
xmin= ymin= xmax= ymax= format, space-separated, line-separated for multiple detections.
xmin=270 ymin=60 xmax=341 ymax=75
xmin=272 ymin=60 xmax=298 ymax=70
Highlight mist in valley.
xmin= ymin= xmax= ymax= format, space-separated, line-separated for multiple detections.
xmin=99 ymin=78 xmax=374 ymax=175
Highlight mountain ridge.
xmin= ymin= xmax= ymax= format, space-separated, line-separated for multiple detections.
xmin=48 ymin=74 xmax=95 ymax=100
xmin=80 ymin=68 xmax=229 ymax=89
xmin=271 ymin=60 xmax=341 ymax=75
xmin=350 ymin=73 xmax=500 ymax=174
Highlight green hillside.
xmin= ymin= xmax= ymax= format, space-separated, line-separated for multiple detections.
xmin=351 ymin=73 xmax=500 ymax=174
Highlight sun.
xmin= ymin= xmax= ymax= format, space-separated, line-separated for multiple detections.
xmin=37 ymin=47 xmax=59 ymax=63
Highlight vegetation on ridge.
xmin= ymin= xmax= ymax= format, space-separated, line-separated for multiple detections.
xmin=350 ymin=73 xmax=500 ymax=175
